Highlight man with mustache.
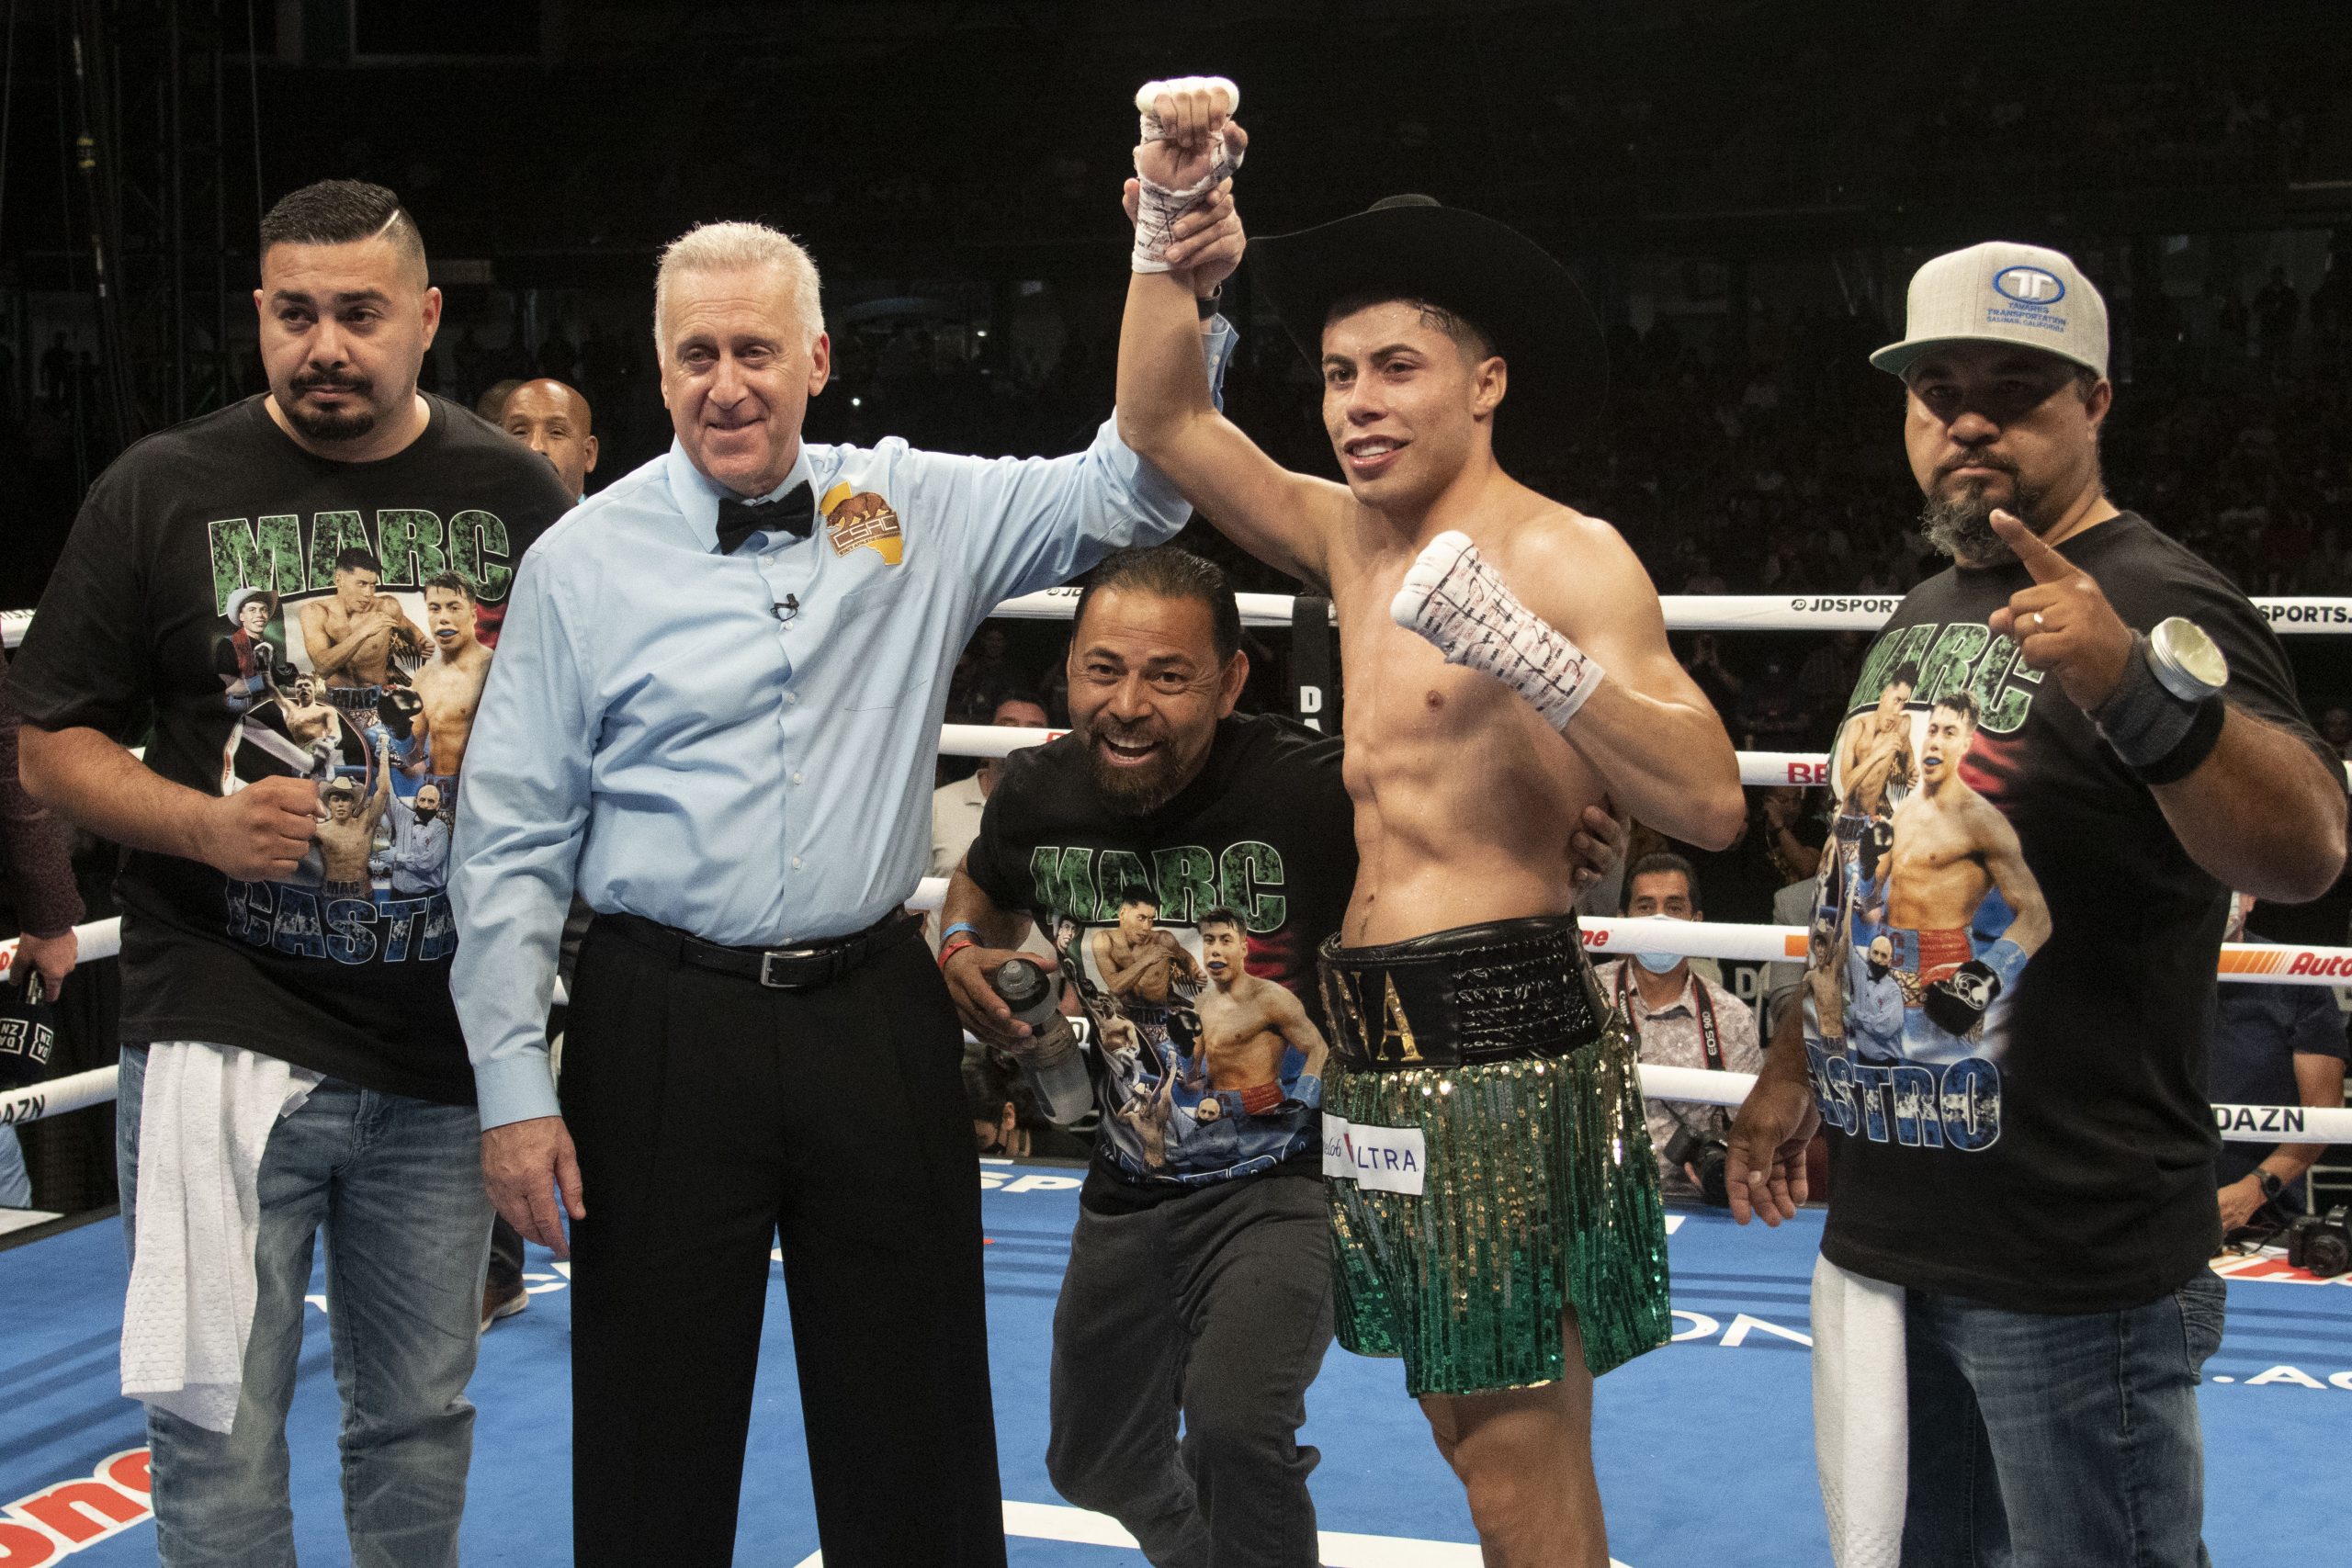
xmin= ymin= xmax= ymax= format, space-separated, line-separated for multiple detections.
xmin=11 ymin=178 xmax=571 ymax=1566
xmin=1727 ymin=241 xmax=2346 ymax=1565
xmin=940 ymin=546 xmax=1358 ymax=1567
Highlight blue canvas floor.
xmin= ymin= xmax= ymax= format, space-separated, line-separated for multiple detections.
xmin=5 ymin=1161 xmax=2349 ymax=1566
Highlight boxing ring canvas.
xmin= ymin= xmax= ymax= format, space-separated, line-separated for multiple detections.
xmin=4 ymin=1164 xmax=2348 ymax=1566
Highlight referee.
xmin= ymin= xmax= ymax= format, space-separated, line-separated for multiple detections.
xmin=448 ymin=216 xmax=1238 ymax=1567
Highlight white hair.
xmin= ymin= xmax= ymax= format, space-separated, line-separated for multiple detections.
xmin=650 ymin=220 xmax=825 ymax=359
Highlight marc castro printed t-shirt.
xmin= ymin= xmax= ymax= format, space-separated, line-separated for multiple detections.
xmin=1799 ymin=512 xmax=2335 ymax=1313
xmin=966 ymin=713 xmax=1357 ymax=1213
xmin=10 ymin=395 xmax=574 ymax=1103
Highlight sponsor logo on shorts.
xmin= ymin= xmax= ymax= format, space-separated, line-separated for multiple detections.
xmin=1321 ymin=1114 xmax=1427 ymax=1195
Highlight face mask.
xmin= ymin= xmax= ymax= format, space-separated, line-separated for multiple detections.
xmin=1632 ymin=913 xmax=1687 ymax=975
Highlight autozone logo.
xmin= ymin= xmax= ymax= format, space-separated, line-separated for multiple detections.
xmin=0 ymin=1450 xmax=152 ymax=1563
xmin=2286 ymin=952 xmax=2352 ymax=978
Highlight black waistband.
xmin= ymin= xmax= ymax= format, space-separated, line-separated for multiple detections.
xmin=594 ymin=908 xmax=920 ymax=991
xmin=1317 ymin=914 xmax=1608 ymax=1070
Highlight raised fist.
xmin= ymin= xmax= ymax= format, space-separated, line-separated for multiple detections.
xmin=1130 ymin=75 xmax=1244 ymax=276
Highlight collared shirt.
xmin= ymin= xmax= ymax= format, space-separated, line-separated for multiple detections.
xmin=1596 ymin=958 xmax=1764 ymax=1180
xmin=452 ymin=322 xmax=1233 ymax=1129
xmin=386 ymin=793 xmax=452 ymax=897
xmin=929 ymin=772 xmax=990 ymax=881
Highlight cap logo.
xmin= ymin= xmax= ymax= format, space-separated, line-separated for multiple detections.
xmin=1992 ymin=266 xmax=2065 ymax=305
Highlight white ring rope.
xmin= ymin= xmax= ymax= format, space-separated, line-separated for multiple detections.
xmin=11 ymin=595 xmax=2352 ymax=647
xmin=944 ymin=723 xmax=1841 ymax=788
xmin=9 ymin=1049 xmax=2346 ymax=1144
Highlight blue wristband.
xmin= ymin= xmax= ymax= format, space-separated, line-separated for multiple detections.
xmin=941 ymin=922 xmax=982 ymax=947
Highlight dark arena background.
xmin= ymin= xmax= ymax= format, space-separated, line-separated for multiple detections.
xmin=3 ymin=3 xmax=2352 ymax=1564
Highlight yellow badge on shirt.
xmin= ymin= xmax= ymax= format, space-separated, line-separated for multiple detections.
xmin=819 ymin=483 xmax=903 ymax=565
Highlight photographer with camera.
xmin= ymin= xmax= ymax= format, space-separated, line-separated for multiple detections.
xmin=1596 ymin=852 xmax=1762 ymax=1205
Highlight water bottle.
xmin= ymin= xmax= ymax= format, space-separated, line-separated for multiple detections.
xmin=989 ymin=959 xmax=1094 ymax=1125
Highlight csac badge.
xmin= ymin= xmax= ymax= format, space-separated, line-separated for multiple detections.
xmin=820 ymin=484 xmax=903 ymax=565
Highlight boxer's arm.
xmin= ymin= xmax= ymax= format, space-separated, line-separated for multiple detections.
xmin=1977 ymin=811 xmax=2052 ymax=954
xmin=1118 ymin=268 xmax=1344 ymax=587
xmin=1408 ymin=519 xmax=1745 ymax=849
xmin=2149 ymin=710 xmax=2346 ymax=902
xmin=1271 ymin=988 xmax=1329 ymax=1077
xmin=1116 ymin=93 xmax=1345 ymax=586
xmin=1987 ymin=509 xmax=2346 ymax=900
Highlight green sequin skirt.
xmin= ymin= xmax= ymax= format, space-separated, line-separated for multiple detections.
xmin=1320 ymin=931 xmax=1670 ymax=1397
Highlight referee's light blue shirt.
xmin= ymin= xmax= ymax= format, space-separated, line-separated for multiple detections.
xmin=452 ymin=321 xmax=1233 ymax=1129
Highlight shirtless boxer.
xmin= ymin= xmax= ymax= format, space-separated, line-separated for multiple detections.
xmin=314 ymin=750 xmax=390 ymax=899
xmin=1882 ymin=691 xmax=2051 ymax=1056
xmin=1090 ymin=893 xmax=1201 ymax=1007
xmin=1116 ymin=83 xmax=1742 ymax=1565
xmin=1814 ymin=663 xmax=1917 ymax=1039
xmin=279 ymin=674 xmax=343 ymax=751
xmin=1193 ymin=908 xmax=1328 ymax=1111
xmin=1838 ymin=664 xmax=1918 ymax=820
xmin=409 ymin=570 xmax=491 ymax=780
xmin=300 ymin=547 xmax=425 ymax=690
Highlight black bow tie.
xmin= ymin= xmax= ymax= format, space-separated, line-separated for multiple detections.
xmin=715 ymin=486 xmax=815 ymax=555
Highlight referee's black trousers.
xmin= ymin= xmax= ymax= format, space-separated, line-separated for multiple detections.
xmin=562 ymin=915 xmax=1007 ymax=1567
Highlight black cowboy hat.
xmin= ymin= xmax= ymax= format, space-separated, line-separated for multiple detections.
xmin=1247 ymin=195 xmax=1608 ymax=468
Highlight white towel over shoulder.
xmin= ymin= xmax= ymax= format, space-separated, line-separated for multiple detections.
xmin=1812 ymin=1253 xmax=1908 ymax=1567
xmin=120 ymin=1042 xmax=321 ymax=1434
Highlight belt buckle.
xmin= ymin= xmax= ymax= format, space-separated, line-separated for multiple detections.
xmin=758 ymin=948 xmax=820 ymax=989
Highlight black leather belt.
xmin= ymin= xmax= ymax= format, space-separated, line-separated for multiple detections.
xmin=595 ymin=908 xmax=922 ymax=991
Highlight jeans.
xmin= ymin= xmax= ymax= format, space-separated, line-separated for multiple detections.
xmin=1046 ymin=1175 xmax=1334 ymax=1568
xmin=1900 ymin=1270 xmax=2228 ymax=1568
xmin=0 ymin=1125 xmax=28 ymax=1207
xmin=117 ymin=1043 xmax=494 ymax=1568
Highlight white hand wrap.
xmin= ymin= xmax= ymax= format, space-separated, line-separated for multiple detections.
xmin=1132 ymin=75 xmax=1242 ymax=274
xmin=1391 ymin=531 xmax=1607 ymax=729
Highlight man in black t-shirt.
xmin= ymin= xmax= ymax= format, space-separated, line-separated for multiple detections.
xmin=940 ymin=547 xmax=1355 ymax=1567
xmin=12 ymin=180 xmax=571 ymax=1565
xmin=1725 ymin=242 xmax=2347 ymax=1565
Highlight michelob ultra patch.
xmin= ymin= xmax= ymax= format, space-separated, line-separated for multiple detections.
xmin=1322 ymin=1114 xmax=1427 ymax=1196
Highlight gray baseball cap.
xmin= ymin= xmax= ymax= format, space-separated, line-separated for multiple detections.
xmin=1870 ymin=241 xmax=2108 ymax=380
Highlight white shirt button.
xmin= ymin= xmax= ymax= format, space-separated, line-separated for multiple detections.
xmin=791 ymin=856 xmax=803 ymax=870
xmin=785 ymin=693 xmax=798 ymax=705
xmin=792 ymin=772 xmax=804 ymax=784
